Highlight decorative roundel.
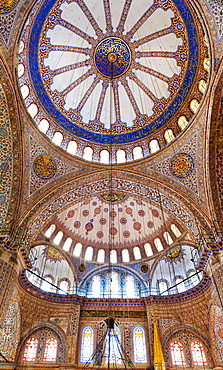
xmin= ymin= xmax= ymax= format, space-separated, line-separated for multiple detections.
xmin=94 ymin=37 xmax=131 ymax=78
xmin=170 ymin=153 xmax=194 ymax=178
xmin=78 ymin=263 xmax=86 ymax=272
xmin=33 ymin=154 xmax=57 ymax=179
xmin=140 ymin=264 xmax=149 ymax=273
xmin=20 ymin=0 xmax=202 ymax=145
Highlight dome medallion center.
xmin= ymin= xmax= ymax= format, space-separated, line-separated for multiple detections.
xmin=94 ymin=37 xmax=131 ymax=78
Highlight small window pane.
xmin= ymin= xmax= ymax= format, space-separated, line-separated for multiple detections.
xmin=198 ymin=79 xmax=207 ymax=94
xmin=59 ymin=280 xmax=68 ymax=294
xmin=175 ymin=278 xmax=185 ymax=293
xmin=18 ymin=63 xmax=25 ymax=77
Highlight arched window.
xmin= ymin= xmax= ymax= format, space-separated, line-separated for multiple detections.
xmin=67 ymin=140 xmax=77 ymax=155
xmin=45 ymin=224 xmax=56 ymax=238
xmin=171 ymin=224 xmax=181 ymax=238
xmin=97 ymin=249 xmax=105 ymax=263
xmin=52 ymin=131 xmax=63 ymax=146
xmin=116 ymin=149 xmax=126 ymax=163
xmin=110 ymin=271 xmax=119 ymax=297
xmin=18 ymin=63 xmax=25 ymax=77
xmin=38 ymin=119 xmax=49 ymax=134
xmin=159 ymin=280 xmax=168 ymax=295
xmin=59 ymin=280 xmax=69 ymax=294
xmin=150 ymin=139 xmax=160 ymax=153
xmin=73 ymin=242 xmax=82 ymax=257
xmin=23 ymin=337 xmax=38 ymax=362
xmin=133 ymin=246 xmax=141 ymax=260
xmin=133 ymin=326 xmax=147 ymax=363
xmin=198 ymin=80 xmax=207 ymax=95
xmin=175 ymin=277 xmax=185 ymax=293
xmin=28 ymin=103 xmax=38 ymax=118
xmin=122 ymin=249 xmax=130 ymax=262
xmin=100 ymin=149 xmax=110 ymax=164
xmin=178 ymin=116 xmax=188 ymax=130
xmin=85 ymin=246 xmax=93 ymax=261
xmin=144 ymin=243 xmax=153 ymax=257
xmin=80 ymin=326 xmax=94 ymax=362
xmin=53 ymin=231 xmax=63 ymax=245
xmin=203 ymin=58 xmax=210 ymax=72
xmin=191 ymin=340 xmax=207 ymax=366
xmin=63 ymin=237 xmax=72 ymax=252
xmin=164 ymin=129 xmax=175 ymax=143
xmin=41 ymin=276 xmax=53 ymax=292
xmin=163 ymin=231 xmax=173 ymax=245
xmin=133 ymin=146 xmax=143 ymax=160
xmin=43 ymin=337 xmax=58 ymax=362
xmin=110 ymin=250 xmax=117 ymax=263
xmin=83 ymin=147 xmax=93 ymax=161
xmin=106 ymin=326 xmax=122 ymax=364
xmin=154 ymin=238 xmax=163 ymax=252
xmin=92 ymin=275 xmax=101 ymax=297
xmin=188 ymin=270 xmax=200 ymax=286
xmin=170 ymin=340 xmax=186 ymax=366
xmin=190 ymin=99 xmax=200 ymax=114
xmin=126 ymin=275 xmax=135 ymax=298
xmin=21 ymin=84 xmax=29 ymax=99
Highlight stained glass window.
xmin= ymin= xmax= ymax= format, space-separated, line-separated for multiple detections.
xmin=170 ymin=340 xmax=186 ymax=366
xmin=133 ymin=326 xmax=147 ymax=363
xmin=80 ymin=326 xmax=94 ymax=362
xmin=43 ymin=337 xmax=58 ymax=362
xmin=105 ymin=326 xmax=122 ymax=364
xmin=23 ymin=337 xmax=38 ymax=362
xmin=191 ymin=340 xmax=207 ymax=366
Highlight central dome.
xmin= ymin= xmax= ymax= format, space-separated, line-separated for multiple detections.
xmin=94 ymin=37 xmax=131 ymax=78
